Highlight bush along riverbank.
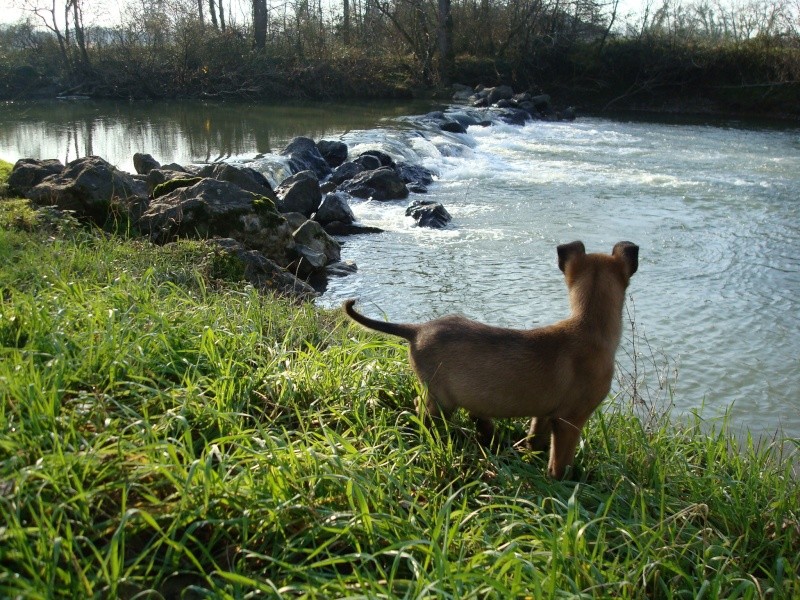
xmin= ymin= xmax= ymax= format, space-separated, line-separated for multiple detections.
xmin=1 ymin=158 xmax=799 ymax=597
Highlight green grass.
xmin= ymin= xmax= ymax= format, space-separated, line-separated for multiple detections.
xmin=0 ymin=195 xmax=798 ymax=599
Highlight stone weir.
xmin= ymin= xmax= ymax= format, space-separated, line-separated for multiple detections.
xmin=6 ymin=85 xmax=576 ymax=301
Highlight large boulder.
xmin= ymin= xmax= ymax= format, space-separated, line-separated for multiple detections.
xmin=359 ymin=150 xmax=395 ymax=169
xmin=7 ymin=158 xmax=64 ymax=196
xmin=406 ymin=199 xmax=452 ymax=228
xmin=146 ymin=169 xmax=198 ymax=195
xmin=339 ymin=167 xmax=409 ymax=201
xmin=198 ymin=163 xmax=277 ymax=200
xmin=138 ymin=179 xmax=296 ymax=264
xmin=291 ymin=219 xmax=341 ymax=277
xmin=330 ymin=161 xmax=365 ymax=186
xmin=281 ymin=137 xmax=331 ymax=180
xmin=353 ymin=154 xmax=382 ymax=171
xmin=133 ymin=153 xmax=161 ymax=175
xmin=315 ymin=192 xmax=355 ymax=225
xmin=397 ymin=163 xmax=435 ymax=193
xmin=25 ymin=156 xmax=148 ymax=224
xmin=211 ymin=238 xmax=316 ymax=300
xmin=274 ymin=170 xmax=322 ymax=217
xmin=487 ymin=85 xmax=515 ymax=105
xmin=316 ymin=140 xmax=348 ymax=168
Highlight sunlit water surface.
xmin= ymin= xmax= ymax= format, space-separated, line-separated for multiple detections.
xmin=2 ymin=100 xmax=798 ymax=437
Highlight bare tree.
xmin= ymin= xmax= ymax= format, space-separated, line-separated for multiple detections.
xmin=253 ymin=0 xmax=267 ymax=48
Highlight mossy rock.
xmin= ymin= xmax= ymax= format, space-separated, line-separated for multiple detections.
xmin=252 ymin=195 xmax=284 ymax=227
xmin=152 ymin=177 xmax=203 ymax=199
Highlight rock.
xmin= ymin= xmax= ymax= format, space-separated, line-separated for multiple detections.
xmin=212 ymin=238 xmax=317 ymax=300
xmin=198 ymin=163 xmax=277 ymax=200
xmin=512 ymin=92 xmax=532 ymax=104
xmin=133 ymin=152 xmax=161 ymax=175
xmin=323 ymin=221 xmax=384 ymax=236
xmin=291 ymin=219 xmax=341 ymax=277
xmin=532 ymin=94 xmax=552 ymax=112
xmin=315 ymin=192 xmax=355 ymax=225
xmin=324 ymin=260 xmax=358 ymax=277
xmin=339 ymin=167 xmax=409 ymax=201
xmin=359 ymin=150 xmax=395 ymax=169
xmin=452 ymin=83 xmax=474 ymax=102
xmin=396 ymin=163 xmax=435 ymax=192
xmin=161 ymin=162 xmax=194 ymax=173
xmin=7 ymin=158 xmax=64 ymax=196
xmin=138 ymin=179 xmax=295 ymax=264
xmin=25 ymin=156 xmax=148 ymax=224
xmin=561 ymin=106 xmax=577 ymax=121
xmin=354 ymin=154 xmax=382 ymax=171
xmin=280 ymin=212 xmax=308 ymax=231
xmin=496 ymin=108 xmax=531 ymax=126
xmin=152 ymin=177 xmax=203 ymax=199
xmin=406 ymin=199 xmax=452 ymax=228
xmin=317 ymin=140 xmax=348 ymax=168
xmin=274 ymin=170 xmax=322 ymax=217
xmin=330 ymin=161 xmax=365 ymax=185
xmin=421 ymin=111 xmax=467 ymax=134
xmin=439 ymin=120 xmax=468 ymax=134
xmin=146 ymin=169 xmax=195 ymax=195
xmin=487 ymin=85 xmax=514 ymax=105
xmin=280 ymin=136 xmax=331 ymax=180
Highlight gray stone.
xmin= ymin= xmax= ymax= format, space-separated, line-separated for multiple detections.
xmin=7 ymin=158 xmax=64 ymax=196
xmin=291 ymin=219 xmax=341 ymax=277
xmin=339 ymin=167 xmax=409 ymax=201
xmin=133 ymin=153 xmax=161 ymax=175
xmin=212 ymin=238 xmax=317 ymax=300
xmin=275 ymin=170 xmax=322 ymax=217
xmin=138 ymin=179 xmax=295 ymax=264
xmin=198 ymin=163 xmax=277 ymax=200
xmin=25 ymin=156 xmax=148 ymax=224
xmin=315 ymin=192 xmax=355 ymax=225
xmin=330 ymin=161 xmax=365 ymax=185
xmin=317 ymin=140 xmax=348 ymax=168
xmin=281 ymin=137 xmax=331 ymax=179
xmin=406 ymin=199 xmax=452 ymax=228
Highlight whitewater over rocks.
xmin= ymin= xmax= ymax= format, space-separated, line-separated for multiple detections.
xmin=7 ymin=86 xmax=576 ymax=299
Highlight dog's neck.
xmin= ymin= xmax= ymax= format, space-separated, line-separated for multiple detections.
xmin=567 ymin=274 xmax=627 ymax=352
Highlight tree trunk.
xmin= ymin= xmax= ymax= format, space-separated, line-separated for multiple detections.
xmin=253 ymin=0 xmax=267 ymax=49
xmin=219 ymin=0 xmax=226 ymax=30
xmin=198 ymin=0 xmax=204 ymax=25
xmin=209 ymin=0 xmax=219 ymax=29
xmin=342 ymin=0 xmax=351 ymax=44
xmin=437 ymin=0 xmax=454 ymax=85
xmin=71 ymin=0 xmax=90 ymax=68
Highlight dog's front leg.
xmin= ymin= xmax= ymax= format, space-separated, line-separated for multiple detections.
xmin=525 ymin=416 xmax=553 ymax=453
xmin=548 ymin=415 xmax=588 ymax=479
xmin=472 ymin=416 xmax=495 ymax=446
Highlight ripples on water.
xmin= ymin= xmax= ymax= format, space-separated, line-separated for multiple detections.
xmin=317 ymin=113 xmax=800 ymax=438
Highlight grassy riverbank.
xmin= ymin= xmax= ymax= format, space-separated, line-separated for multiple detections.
xmin=1 ymin=187 xmax=798 ymax=597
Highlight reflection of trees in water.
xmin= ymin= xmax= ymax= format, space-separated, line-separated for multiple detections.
xmin=0 ymin=99 xmax=431 ymax=169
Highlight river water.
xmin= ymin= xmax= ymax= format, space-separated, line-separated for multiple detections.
xmin=2 ymin=100 xmax=799 ymax=438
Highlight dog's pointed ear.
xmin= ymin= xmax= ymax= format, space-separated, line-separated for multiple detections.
xmin=557 ymin=241 xmax=586 ymax=272
xmin=613 ymin=241 xmax=639 ymax=276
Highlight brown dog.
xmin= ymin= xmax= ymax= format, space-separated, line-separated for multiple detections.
xmin=343 ymin=241 xmax=639 ymax=479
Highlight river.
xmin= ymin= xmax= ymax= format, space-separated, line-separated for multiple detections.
xmin=2 ymin=99 xmax=798 ymax=438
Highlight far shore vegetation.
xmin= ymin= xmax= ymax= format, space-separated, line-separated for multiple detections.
xmin=1 ymin=0 xmax=800 ymax=117
xmin=1 ymin=158 xmax=799 ymax=596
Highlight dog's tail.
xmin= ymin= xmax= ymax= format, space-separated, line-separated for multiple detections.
xmin=343 ymin=299 xmax=418 ymax=341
